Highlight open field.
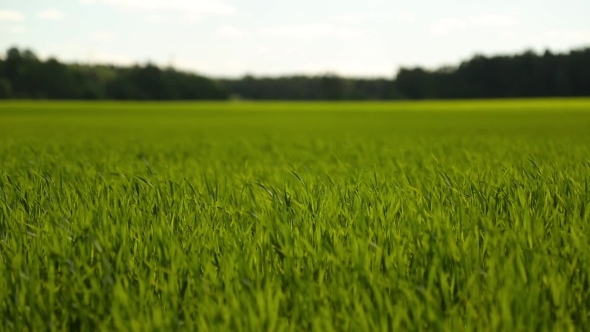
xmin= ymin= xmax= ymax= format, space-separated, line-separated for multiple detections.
xmin=2 ymin=99 xmax=590 ymax=331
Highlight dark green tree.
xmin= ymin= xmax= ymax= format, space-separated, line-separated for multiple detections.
xmin=1 ymin=46 xmax=590 ymax=101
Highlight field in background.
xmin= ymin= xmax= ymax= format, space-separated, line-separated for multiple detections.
xmin=1 ymin=99 xmax=590 ymax=331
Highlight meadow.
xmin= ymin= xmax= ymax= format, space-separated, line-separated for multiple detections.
xmin=1 ymin=99 xmax=590 ymax=331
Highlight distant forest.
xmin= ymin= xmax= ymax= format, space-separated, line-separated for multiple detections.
xmin=1 ymin=46 xmax=589 ymax=100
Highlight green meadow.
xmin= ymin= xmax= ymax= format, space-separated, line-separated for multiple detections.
xmin=1 ymin=99 xmax=590 ymax=331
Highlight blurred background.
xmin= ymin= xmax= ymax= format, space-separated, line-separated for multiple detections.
xmin=0 ymin=0 xmax=589 ymax=100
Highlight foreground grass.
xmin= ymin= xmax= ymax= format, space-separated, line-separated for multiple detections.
xmin=1 ymin=100 xmax=590 ymax=331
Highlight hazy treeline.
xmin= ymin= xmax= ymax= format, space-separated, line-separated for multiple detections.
xmin=1 ymin=46 xmax=589 ymax=100
xmin=396 ymin=48 xmax=590 ymax=99
xmin=220 ymin=76 xmax=398 ymax=100
xmin=0 ymin=48 xmax=226 ymax=100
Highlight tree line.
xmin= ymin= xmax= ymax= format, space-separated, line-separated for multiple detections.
xmin=1 ymin=46 xmax=589 ymax=100
xmin=0 ymin=48 xmax=226 ymax=100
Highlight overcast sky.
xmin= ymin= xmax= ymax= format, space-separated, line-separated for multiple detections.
xmin=1 ymin=0 xmax=589 ymax=77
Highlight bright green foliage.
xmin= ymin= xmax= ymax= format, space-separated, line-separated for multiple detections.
xmin=1 ymin=100 xmax=590 ymax=331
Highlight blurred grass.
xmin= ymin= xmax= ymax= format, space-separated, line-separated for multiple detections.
xmin=1 ymin=99 xmax=590 ymax=331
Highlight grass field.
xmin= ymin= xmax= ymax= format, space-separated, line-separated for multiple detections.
xmin=2 ymin=99 xmax=590 ymax=331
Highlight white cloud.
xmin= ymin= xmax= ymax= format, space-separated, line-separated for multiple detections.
xmin=261 ymin=23 xmax=365 ymax=40
xmin=331 ymin=14 xmax=365 ymax=25
xmin=369 ymin=11 xmax=416 ymax=25
xmin=144 ymin=14 xmax=168 ymax=24
xmin=257 ymin=47 xmax=270 ymax=55
xmin=333 ymin=27 xmax=365 ymax=40
xmin=37 ymin=9 xmax=64 ymax=20
xmin=390 ymin=10 xmax=416 ymax=24
xmin=562 ymin=30 xmax=590 ymax=43
xmin=332 ymin=11 xmax=416 ymax=25
xmin=86 ymin=0 xmax=236 ymax=17
xmin=226 ymin=59 xmax=244 ymax=68
xmin=500 ymin=31 xmax=519 ymax=41
xmin=216 ymin=25 xmax=244 ymax=37
xmin=262 ymin=24 xmax=332 ymax=40
xmin=431 ymin=15 xmax=519 ymax=35
xmin=430 ymin=18 xmax=466 ymax=35
xmin=0 ymin=10 xmax=24 ymax=21
xmin=474 ymin=15 xmax=518 ymax=27
xmin=5 ymin=25 xmax=26 ymax=34
xmin=91 ymin=31 xmax=113 ymax=41
xmin=545 ymin=29 xmax=590 ymax=43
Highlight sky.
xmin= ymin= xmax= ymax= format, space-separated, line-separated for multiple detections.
xmin=0 ymin=0 xmax=589 ymax=78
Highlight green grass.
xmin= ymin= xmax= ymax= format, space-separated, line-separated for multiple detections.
xmin=1 ymin=99 xmax=590 ymax=331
